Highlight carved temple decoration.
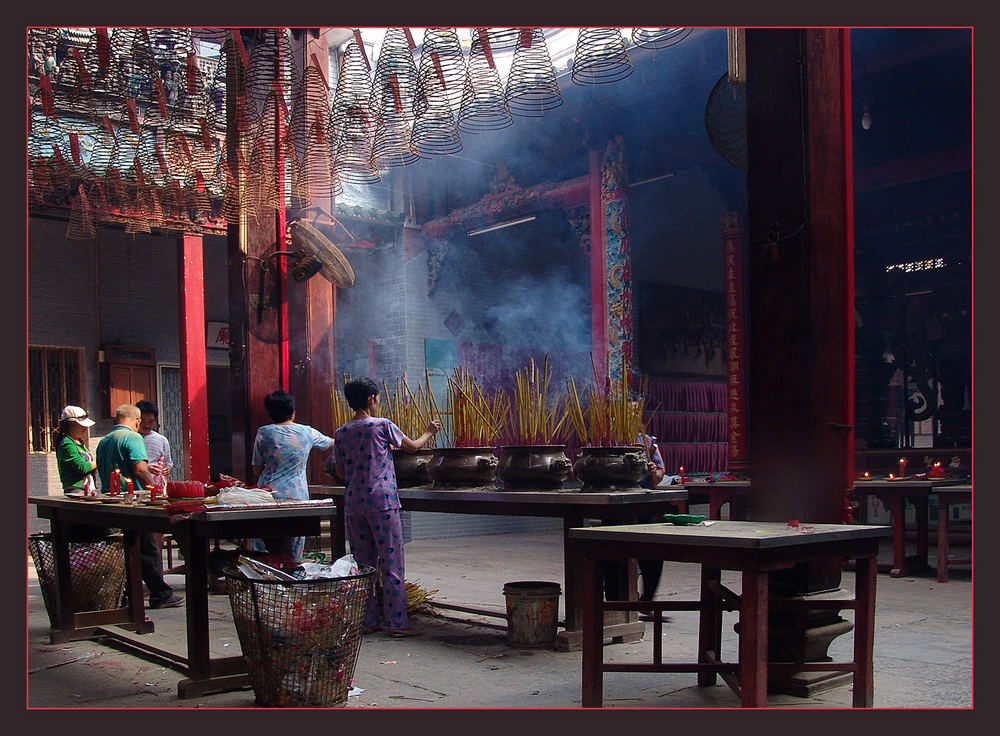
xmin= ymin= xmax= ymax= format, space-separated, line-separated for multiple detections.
xmin=421 ymin=172 xmax=589 ymax=293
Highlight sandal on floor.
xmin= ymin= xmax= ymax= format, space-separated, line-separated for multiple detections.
xmin=386 ymin=627 xmax=420 ymax=638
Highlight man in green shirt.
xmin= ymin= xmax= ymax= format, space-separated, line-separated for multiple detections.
xmin=96 ymin=404 xmax=184 ymax=609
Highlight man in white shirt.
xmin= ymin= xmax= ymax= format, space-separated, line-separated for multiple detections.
xmin=136 ymin=400 xmax=172 ymax=480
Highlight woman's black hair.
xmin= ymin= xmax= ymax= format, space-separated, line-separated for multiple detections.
xmin=343 ymin=377 xmax=379 ymax=411
xmin=264 ymin=390 xmax=296 ymax=422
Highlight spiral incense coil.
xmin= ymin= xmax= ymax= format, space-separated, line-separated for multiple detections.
xmin=505 ymin=28 xmax=563 ymax=117
xmin=414 ymin=28 xmax=470 ymax=115
xmin=79 ymin=30 xmax=127 ymax=115
xmin=369 ymin=27 xmax=420 ymax=169
xmin=372 ymin=117 xmax=420 ymax=170
xmin=289 ymin=64 xmax=341 ymax=200
xmin=473 ymin=27 xmax=523 ymax=52
xmin=630 ymin=27 xmax=692 ymax=50
xmin=370 ymin=27 xmax=420 ymax=125
xmin=66 ymin=185 xmax=97 ymax=241
xmin=571 ymin=28 xmax=633 ymax=85
xmin=245 ymin=28 xmax=297 ymax=109
xmin=330 ymin=40 xmax=379 ymax=184
xmin=169 ymin=56 xmax=209 ymax=127
xmin=458 ymin=30 xmax=512 ymax=133
xmin=410 ymin=78 xmax=463 ymax=156
xmin=50 ymin=46 xmax=97 ymax=118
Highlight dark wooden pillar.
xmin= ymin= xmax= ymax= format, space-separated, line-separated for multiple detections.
xmin=745 ymin=28 xmax=857 ymax=696
xmin=286 ymin=29 xmax=337 ymax=480
xmin=227 ymin=29 xmax=282 ymax=480
xmin=745 ymin=28 xmax=855 ymax=533
xmin=177 ymin=233 xmax=210 ymax=480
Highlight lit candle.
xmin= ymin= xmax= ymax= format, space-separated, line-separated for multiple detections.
xmin=888 ymin=473 xmax=895 ymax=480
xmin=899 ymin=458 xmax=907 ymax=477
xmin=679 ymin=466 xmax=685 ymax=479
xmin=863 ymin=471 xmax=870 ymax=479
xmin=125 ymin=477 xmax=134 ymax=498
xmin=110 ymin=468 xmax=120 ymax=496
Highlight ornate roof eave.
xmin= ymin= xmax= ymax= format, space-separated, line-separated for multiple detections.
xmin=420 ymin=174 xmax=589 ymax=239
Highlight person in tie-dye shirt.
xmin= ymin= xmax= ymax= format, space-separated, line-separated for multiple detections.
xmin=250 ymin=390 xmax=334 ymax=561
xmin=333 ymin=377 xmax=440 ymax=637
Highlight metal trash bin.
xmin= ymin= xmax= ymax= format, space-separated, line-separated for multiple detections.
xmin=503 ymin=580 xmax=562 ymax=649
xmin=28 ymin=532 xmax=126 ymax=628
xmin=224 ymin=565 xmax=376 ymax=707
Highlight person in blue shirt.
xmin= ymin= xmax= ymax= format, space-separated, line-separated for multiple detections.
xmin=249 ymin=390 xmax=334 ymax=561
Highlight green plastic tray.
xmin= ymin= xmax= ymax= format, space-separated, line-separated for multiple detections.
xmin=661 ymin=513 xmax=708 ymax=525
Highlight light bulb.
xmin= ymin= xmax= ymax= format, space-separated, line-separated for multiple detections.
xmin=861 ymin=104 xmax=872 ymax=130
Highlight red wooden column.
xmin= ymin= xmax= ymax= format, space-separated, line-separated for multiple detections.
xmin=177 ymin=232 xmax=210 ymax=480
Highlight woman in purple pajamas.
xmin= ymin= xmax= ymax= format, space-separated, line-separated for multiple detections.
xmin=333 ymin=377 xmax=440 ymax=637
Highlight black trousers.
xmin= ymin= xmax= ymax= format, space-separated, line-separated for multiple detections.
xmin=139 ymin=531 xmax=174 ymax=601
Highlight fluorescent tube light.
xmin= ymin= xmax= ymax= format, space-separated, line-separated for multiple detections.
xmin=467 ymin=215 xmax=537 ymax=237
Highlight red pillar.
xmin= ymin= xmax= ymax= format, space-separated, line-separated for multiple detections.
xmin=177 ymin=233 xmax=210 ymax=480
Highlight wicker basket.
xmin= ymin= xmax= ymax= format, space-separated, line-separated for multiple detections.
xmin=224 ymin=565 xmax=376 ymax=707
xmin=28 ymin=533 xmax=126 ymax=627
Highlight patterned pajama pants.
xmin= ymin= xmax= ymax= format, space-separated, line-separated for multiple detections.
xmin=345 ymin=509 xmax=408 ymax=630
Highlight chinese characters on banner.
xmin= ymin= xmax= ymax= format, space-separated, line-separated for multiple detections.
xmin=722 ymin=213 xmax=748 ymax=470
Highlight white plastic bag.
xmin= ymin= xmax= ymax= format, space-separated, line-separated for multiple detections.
xmin=298 ymin=553 xmax=359 ymax=580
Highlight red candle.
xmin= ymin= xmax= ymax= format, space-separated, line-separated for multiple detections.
xmin=679 ymin=466 xmax=685 ymax=479
xmin=110 ymin=468 xmax=120 ymax=496
xmin=863 ymin=471 xmax=870 ymax=479
xmin=125 ymin=477 xmax=134 ymax=498
xmin=899 ymin=458 xmax=907 ymax=478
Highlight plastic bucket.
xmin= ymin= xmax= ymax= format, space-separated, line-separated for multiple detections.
xmin=502 ymin=581 xmax=561 ymax=649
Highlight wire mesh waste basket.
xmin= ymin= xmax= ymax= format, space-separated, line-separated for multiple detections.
xmin=28 ymin=532 xmax=127 ymax=628
xmin=224 ymin=565 xmax=376 ymax=707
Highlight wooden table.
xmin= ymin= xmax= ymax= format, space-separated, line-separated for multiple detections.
xmin=29 ymin=495 xmax=334 ymax=698
xmin=570 ymin=520 xmax=889 ymax=708
xmin=309 ymin=484 xmax=688 ymax=651
xmin=850 ymin=478 xmax=966 ymax=577
xmin=935 ymin=484 xmax=972 ymax=582
xmin=681 ymin=480 xmax=751 ymax=520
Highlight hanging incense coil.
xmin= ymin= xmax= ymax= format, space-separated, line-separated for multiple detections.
xmin=369 ymin=28 xmax=420 ymax=169
xmin=66 ymin=185 xmax=97 ymax=241
xmin=410 ymin=76 xmax=463 ymax=156
xmin=630 ymin=27 xmax=692 ymax=49
xmin=458 ymin=30 xmax=512 ymax=133
xmin=289 ymin=64 xmax=340 ymax=200
xmin=245 ymin=28 xmax=297 ymax=109
xmin=169 ymin=54 xmax=209 ymax=126
xmin=80 ymin=30 xmax=127 ymax=117
xmin=249 ymin=90 xmax=291 ymax=210
xmin=414 ymin=28 xmax=470 ymax=115
xmin=505 ymin=28 xmax=563 ymax=117
xmin=473 ymin=27 xmax=523 ymax=52
xmin=331 ymin=40 xmax=379 ymax=184
xmin=331 ymin=40 xmax=374 ymax=141
xmin=571 ymin=28 xmax=633 ymax=85
xmin=50 ymin=45 xmax=97 ymax=117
